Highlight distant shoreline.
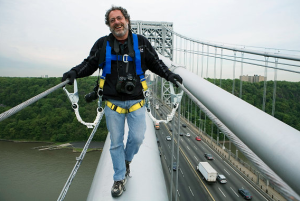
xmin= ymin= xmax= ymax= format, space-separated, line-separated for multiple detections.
xmin=0 ymin=139 xmax=104 ymax=149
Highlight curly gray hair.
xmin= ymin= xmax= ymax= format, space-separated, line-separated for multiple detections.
xmin=105 ymin=6 xmax=131 ymax=29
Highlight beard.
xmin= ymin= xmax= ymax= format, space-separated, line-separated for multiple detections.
xmin=110 ymin=22 xmax=129 ymax=38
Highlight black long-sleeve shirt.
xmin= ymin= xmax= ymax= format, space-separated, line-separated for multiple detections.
xmin=71 ymin=31 xmax=173 ymax=101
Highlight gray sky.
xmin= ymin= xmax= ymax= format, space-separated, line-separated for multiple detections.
xmin=0 ymin=0 xmax=299 ymax=80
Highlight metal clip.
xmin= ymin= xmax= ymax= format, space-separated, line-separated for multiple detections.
xmin=123 ymin=54 xmax=129 ymax=63
xmin=63 ymin=79 xmax=79 ymax=105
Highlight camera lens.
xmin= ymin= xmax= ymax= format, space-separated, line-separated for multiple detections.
xmin=124 ymin=82 xmax=135 ymax=94
xmin=85 ymin=91 xmax=98 ymax=102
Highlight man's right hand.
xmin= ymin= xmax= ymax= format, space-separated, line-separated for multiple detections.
xmin=61 ymin=70 xmax=77 ymax=85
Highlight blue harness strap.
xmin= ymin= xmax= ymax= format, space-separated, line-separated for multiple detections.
xmin=102 ymin=41 xmax=111 ymax=77
xmin=99 ymin=33 xmax=147 ymax=90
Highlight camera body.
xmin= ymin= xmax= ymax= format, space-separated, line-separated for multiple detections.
xmin=85 ymin=83 xmax=99 ymax=102
xmin=116 ymin=74 xmax=137 ymax=94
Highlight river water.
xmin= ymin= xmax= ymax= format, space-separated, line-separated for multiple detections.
xmin=0 ymin=141 xmax=101 ymax=201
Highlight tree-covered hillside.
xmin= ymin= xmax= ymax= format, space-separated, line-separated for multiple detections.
xmin=0 ymin=77 xmax=108 ymax=142
xmin=0 ymin=77 xmax=299 ymax=142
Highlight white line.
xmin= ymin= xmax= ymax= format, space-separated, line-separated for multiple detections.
xmin=187 ymin=146 xmax=190 ymax=150
xmin=230 ymin=187 xmax=239 ymax=197
xmin=218 ymin=187 xmax=226 ymax=197
xmin=177 ymin=190 xmax=180 ymax=197
xmin=189 ymin=186 xmax=194 ymax=196
xmin=194 ymin=156 xmax=198 ymax=161
xmin=180 ymin=168 xmax=184 ymax=177
xmin=224 ymin=168 xmax=230 ymax=175
xmin=194 ymin=146 xmax=197 ymax=150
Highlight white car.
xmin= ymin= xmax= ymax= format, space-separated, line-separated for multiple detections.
xmin=186 ymin=133 xmax=191 ymax=137
xmin=166 ymin=136 xmax=171 ymax=141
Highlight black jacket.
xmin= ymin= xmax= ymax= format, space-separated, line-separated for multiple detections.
xmin=71 ymin=31 xmax=174 ymax=101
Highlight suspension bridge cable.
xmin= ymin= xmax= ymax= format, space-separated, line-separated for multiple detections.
xmin=0 ymin=80 xmax=69 ymax=122
xmin=57 ymin=109 xmax=104 ymax=201
xmin=175 ymin=81 xmax=300 ymax=201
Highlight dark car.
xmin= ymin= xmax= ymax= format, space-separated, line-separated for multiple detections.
xmin=238 ymin=189 xmax=252 ymax=200
xmin=204 ymin=153 xmax=213 ymax=160
xmin=173 ymin=162 xmax=177 ymax=171
xmin=216 ymin=174 xmax=227 ymax=184
xmin=180 ymin=133 xmax=184 ymax=136
xmin=182 ymin=124 xmax=187 ymax=128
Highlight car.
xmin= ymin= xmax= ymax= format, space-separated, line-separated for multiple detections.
xmin=169 ymin=129 xmax=172 ymax=132
xmin=166 ymin=136 xmax=171 ymax=141
xmin=179 ymin=133 xmax=184 ymax=136
xmin=238 ymin=189 xmax=252 ymax=200
xmin=216 ymin=174 xmax=227 ymax=184
xmin=204 ymin=153 xmax=213 ymax=160
xmin=182 ymin=124 xmax=187 ymax=128
xmin=195 ymin=136 xmax=201 ymax=141
xmin=173 ymin=162 xmax=177 ymax=171
xmin=186 ymin=133 xmax=191 ymax=137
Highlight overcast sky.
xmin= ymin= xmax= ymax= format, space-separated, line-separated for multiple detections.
xmin=0 ymin=0 xmax=299 ymax=81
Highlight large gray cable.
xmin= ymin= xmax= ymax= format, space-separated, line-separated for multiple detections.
xmin=176 ymin=81 xmax=300 ymax=201
xmin=0 ymin=80 xmax=69 ymax=122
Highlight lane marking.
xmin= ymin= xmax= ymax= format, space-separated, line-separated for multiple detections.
xmin=189 ymin=186 xmax=194 ymax=196
xmin=218 ymin=187 xmax=226 ymax=197
xmin=224 ymin=168 xmax=230 ymax=175
xmin=194 ymin=156 xmax=198 ymax=161
xmin=231 ymin=187 xmax=239 ymax=197
xmin=180 ymin=168 xmax=184 ymax=177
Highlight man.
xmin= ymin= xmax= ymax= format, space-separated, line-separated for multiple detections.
xmin=62 ymin=6 xmax=182 ymax=197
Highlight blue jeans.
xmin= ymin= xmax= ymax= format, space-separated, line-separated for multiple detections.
xmin=105 ymin=99 xmax=146 ymax=181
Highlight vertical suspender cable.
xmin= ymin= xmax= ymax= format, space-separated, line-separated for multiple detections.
xmin=214 ymin=47 xmax=217 ymax=84
xmin=175 ymin=103 xmax=181 ymax=201
xmin=220 ymin=49 xmax=223 ymax=87
xmin=169 ymin=107 xmax=175 ymax=201
xmin=272 ymin=58 xmax=278 ymax=116
xmin=262 ymin=57 xmax=269 ymax=112
xmin=239 ymin=53 xmax=244 ymax=99
xmin=232 ymin=51 xmax=237 ymax=95
xmin=206 ymin=46 xmax=209 ymax=78
xmin=201 ymin=44 xmax=204 ymax=77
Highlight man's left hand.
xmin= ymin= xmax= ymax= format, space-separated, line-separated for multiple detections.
xmin=168 ymin=73 xmax=183 ymax=87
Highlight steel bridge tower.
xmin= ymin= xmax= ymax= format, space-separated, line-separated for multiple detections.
xmin=131 ymin=21 xmax=173 ymax=105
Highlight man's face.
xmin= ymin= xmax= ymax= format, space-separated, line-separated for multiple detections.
xmin=108 ymin=10 xmax=129 ymax=40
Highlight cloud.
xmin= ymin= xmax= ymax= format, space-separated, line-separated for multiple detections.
xmin=0 ymin=0 xmax=299 ymax=80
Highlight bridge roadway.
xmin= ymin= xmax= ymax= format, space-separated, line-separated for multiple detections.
xmin=154 ymin=100 xmax=269 ymax=201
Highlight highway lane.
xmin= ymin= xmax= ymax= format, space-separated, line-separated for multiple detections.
xmin=153 ymin=100 xmax=268 ymax=201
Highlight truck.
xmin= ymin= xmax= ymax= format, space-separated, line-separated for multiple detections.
xmin=196 ymin=162 xmax=218 ymax=183
xmin=155 ymin=104 xmax=159 ymax=110
xmin=154 ymin=121 xmax=160 ymax=130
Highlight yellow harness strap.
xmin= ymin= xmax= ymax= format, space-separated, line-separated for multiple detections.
xmin=106 ymin=99 xmax=145 ymax=114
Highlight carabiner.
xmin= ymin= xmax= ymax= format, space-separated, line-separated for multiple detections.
xmin=63 ymin=79 xmax=79 ymax=105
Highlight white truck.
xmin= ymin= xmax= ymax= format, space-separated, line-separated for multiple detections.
xmin=155 ymin=104 xmax=159 ymax=110
xmin=196 ymin=162 xmax=218 ymax=183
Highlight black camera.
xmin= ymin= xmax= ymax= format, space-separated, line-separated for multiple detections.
xmin=116 ymin=74 xmax=137 ymax=94
xmin=85 ymin=82 xmax=99 ymax=102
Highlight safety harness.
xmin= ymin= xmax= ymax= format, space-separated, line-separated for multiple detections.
xmin=98 ymin=33 xmax=148 ymax=114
